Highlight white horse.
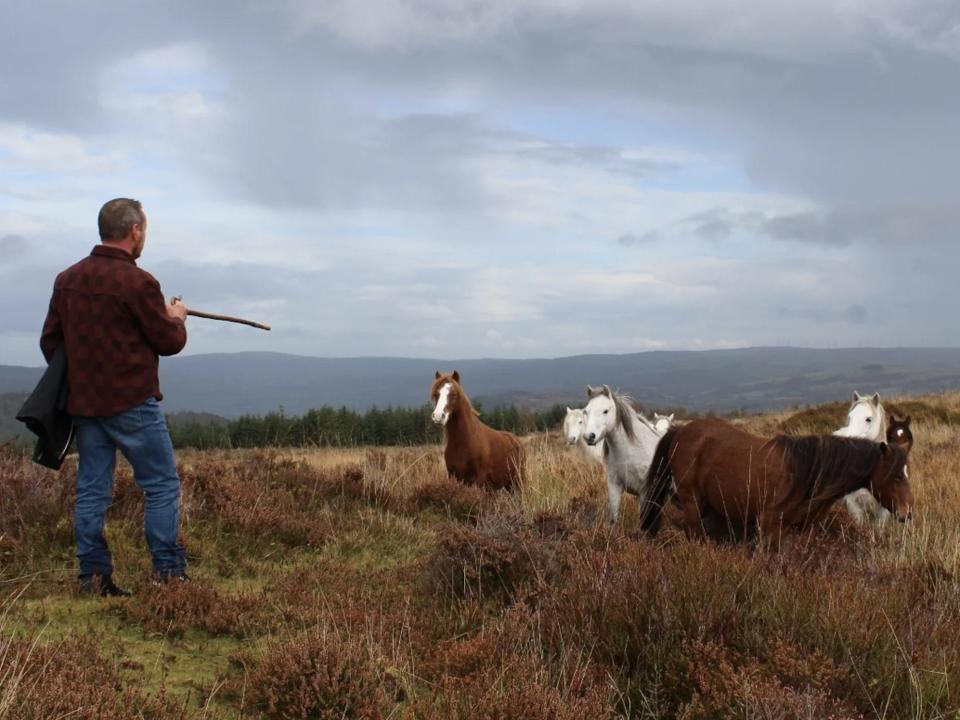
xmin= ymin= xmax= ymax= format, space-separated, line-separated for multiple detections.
xmin=563 ymin=407 xmax=604 ymax=465
xmin=582 ymin=385 xmax=662 ymax=525
xmin=653 ymin=412 xmax=675 ymax=434
xmin=833 ymin=391 xmax=890 ymax=525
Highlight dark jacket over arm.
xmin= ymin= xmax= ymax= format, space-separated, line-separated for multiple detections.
xmin=17 ymin=344 xmax=73 ymax=470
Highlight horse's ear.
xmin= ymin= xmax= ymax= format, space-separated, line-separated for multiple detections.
xmin=668 ymin=413 xmax=675 ymax=421
xmin=435 ymin=371 xmax=441 ymax=379
xmin=871 ymin=392 xmax=881 ymax=407
xmin=904 ymin=415 xmax=911 ymax=425
xmin=565 ymin=406 xmax=572 ymax=413
xmin=602 ymin=384 xmax=612 ymax=397
xmin=852 ymin=391 xmax=862 ymax=402
xmin=452 ymin=370 xmax=460 ymax=382
xmin=586 ymin=385 xmax=596 ymax=397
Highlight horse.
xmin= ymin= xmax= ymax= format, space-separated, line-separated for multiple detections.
xmin=834 ymin=391 xmax=886 ymax=441
xmin=563 ymin=407 xmax=604 ymax=465
xmin=582 ymin=385 xmax=662 ymax=525
xmin=887 ymin=415 xmax=913 ymax=452
xmin=833 ymin=391 xmax=890 ymax=525
xmin=653 ymin=413 xmax=675 ymax=434
xmin=641 ymin=418 xmax=913 ymax=544
xmin=430 ymin=371 xmax=525 ymax=491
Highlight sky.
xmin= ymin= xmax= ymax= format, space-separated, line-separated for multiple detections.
xmin=2 ymin=0 xmax=959 ymax=366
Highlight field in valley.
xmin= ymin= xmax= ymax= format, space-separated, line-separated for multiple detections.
xmin=2 ymin=394 xmax=960 ymax=718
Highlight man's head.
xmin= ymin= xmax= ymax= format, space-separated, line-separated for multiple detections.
xmin=98 ymin=198 xmax=147 ymax=259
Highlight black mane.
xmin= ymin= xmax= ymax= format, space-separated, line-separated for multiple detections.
xmin=774 ymin=435 xmax=896 ymax=506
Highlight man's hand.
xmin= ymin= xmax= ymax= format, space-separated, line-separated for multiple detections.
xmin=167 ymin=296 xmax=188 ymax=323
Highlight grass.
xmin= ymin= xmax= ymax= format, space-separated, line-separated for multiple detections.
xmin=0 ymin=392 xmax=959 ymax=717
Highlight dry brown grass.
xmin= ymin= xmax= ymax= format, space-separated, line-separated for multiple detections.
xmin=1 ymin=392 xmax=960 ymax=718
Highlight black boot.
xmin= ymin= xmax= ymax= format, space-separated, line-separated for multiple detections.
xmin=152 ymin=569 xmax=191 ymax=585
xmin=78 ymin=573 xmax=133 ymax=597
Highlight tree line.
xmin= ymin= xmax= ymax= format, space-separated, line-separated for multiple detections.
xmin=166 ymin=404 xmax=570 ymax=450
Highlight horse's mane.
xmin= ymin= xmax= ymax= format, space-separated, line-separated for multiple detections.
xmin=612 ymin=392 xmax=638 ymax=442
xmin=775 ymin=434 xmax=885 ymax=506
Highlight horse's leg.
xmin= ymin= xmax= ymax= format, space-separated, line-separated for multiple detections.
xmin=758 ymin=511 xmax=787 ymax=550
xmin=843 ymin=489 xmax=873 ymax=524
xmin=607 ymin=475 xmax=624 ymax=526
xmin=701 ymin=510 xmax=737 ymax=542
xmin=679 ymin=494 xmax=707 ymax=540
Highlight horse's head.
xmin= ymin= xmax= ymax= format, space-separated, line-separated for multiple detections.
xmin=563 ymin=407 xmax=587 ymax=445
xmin=431 ymin=370 xmax=462 ymax=426
xmin=837 ymin=391 xmax=885 ymax=441
xmin=583 ymin=385 xmax=618 ymax=446
xmin=887 ymin=415 xmax=913 ymax=453
xmin=870 ymin=443 xmax=913 ymax=522
xmin=653 ymin=413 xmax=674 ymax=434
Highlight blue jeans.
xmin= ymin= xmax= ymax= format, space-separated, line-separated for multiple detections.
xmin=74 ymin=398 xmax=186 ymax=577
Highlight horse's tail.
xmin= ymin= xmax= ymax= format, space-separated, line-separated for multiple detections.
xmin=640 ymin=427 xmax=678 ymax=536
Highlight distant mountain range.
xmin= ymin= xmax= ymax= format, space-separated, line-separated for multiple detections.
xmin=4 ymin=348 xmax=960 ymax=442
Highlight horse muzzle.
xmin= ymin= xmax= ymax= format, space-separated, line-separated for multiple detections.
xmin=584 ymin=433 xmax=599 ymax=446
xmin=431 ymin=413 xmax=449 ymax=426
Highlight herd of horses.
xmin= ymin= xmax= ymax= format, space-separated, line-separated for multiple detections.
xmin=430 ymin=371 xmax=915 ymax=543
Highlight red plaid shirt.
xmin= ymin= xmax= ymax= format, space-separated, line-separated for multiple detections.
xmin=40 ymin=245 xmax=187 ymax=417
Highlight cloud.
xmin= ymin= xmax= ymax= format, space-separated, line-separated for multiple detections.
xmin=2 ymin=1 xmax=960 ymax=364
xmin=681 ymin=209 xmax=757 ymax=242
xmin=617 ymin=232 xmax=656 ymax=247
xmin=0 ymin=124 xmax=124 ymax=175
xmin=272 ymin=0 xmax=960 ymax=61
xmin=845 ymin=304 xmax=869 ymax=325
xmin=761 ymin=205 xmax=960 ymax=247
xmin=0 ymin=234 xmax=28 ymax=257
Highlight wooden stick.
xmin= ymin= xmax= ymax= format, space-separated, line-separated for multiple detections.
xmin=186 ymin=309 xmax=272 ymax=331
xmin=172 ymin=296 xmax=271 ymax=331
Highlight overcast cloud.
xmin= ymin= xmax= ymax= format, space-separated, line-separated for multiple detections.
xmin=2 ymin=0 xmax=958 ymax=365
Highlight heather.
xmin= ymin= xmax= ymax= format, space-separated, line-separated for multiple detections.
xmin=1 ymin=393 xmax=959 ymax=718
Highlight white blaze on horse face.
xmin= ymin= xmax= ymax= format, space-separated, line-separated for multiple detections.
xmin=583 ymin=394 xmax=616 ymax=446
xmin=432 ymin=383 xmax=452 ymax=426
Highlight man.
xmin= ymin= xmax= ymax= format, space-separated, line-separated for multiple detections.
xmin=40 ymin=198 xmax=189 ymax=596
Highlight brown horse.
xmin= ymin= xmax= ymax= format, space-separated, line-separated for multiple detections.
xmin=641 ymin=418 xmax=913 ymax=542
xmin=430 ymin=371 xmax=525 ymax=491
xmin=887 ymin=415 xmax=913 ymax=453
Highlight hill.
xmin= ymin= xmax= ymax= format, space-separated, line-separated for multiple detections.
xmin=0 ymin=392 xmax=29 ymax=443
xmin=3 ymin=347 xmax=960 ymax=433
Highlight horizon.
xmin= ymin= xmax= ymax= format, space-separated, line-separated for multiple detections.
xmin=6 ymin=343 xmax=960 ymax=371
xmin=4 ymin=2 xmax=959 ymax=365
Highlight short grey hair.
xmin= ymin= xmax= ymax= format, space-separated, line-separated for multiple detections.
xmin=98 ymin=198 xmax=145 ymax=241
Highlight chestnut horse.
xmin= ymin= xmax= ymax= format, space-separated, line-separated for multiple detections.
xmin=641 ymin=418 xmax=913 ymax=542
xmin=430 ymin=371 xmax=525 ymax=490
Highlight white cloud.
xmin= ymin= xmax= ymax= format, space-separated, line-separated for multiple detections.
xmin=0 ymin=123 xmax=124 ymax=175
